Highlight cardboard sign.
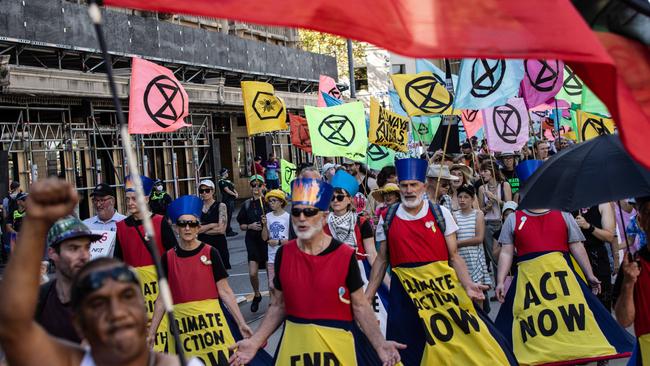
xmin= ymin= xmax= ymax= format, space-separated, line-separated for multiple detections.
xmin=89 ymin=230 xmax=117 ymax=259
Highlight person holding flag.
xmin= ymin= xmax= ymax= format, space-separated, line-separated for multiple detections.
xmin=260 ymin=189 xmax=290 ymax=301
xmin=229 ymin=178 xmax=405 ymax=366
xmin=494 ymin=160 xmax=635 ymax=365
xmin=366 ymin=158 xmax=516 ymax=366
xmin=148 ymin=195 xmax=271 ymax=365
xmin=114 ymin=175 xmax=177 ymax=351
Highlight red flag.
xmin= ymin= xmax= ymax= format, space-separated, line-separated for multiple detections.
xmin=128 ymin=57 xmax=190 ymax=134
xmin=106 ymin=0 xmax=650 ymax=167
xmin=317 ymin=75 xmax=340 ymax=107
xmin=461 ymin=109 xmax=484 ymax=139
xmin=289 ymin=113 xmax=311 ymax=153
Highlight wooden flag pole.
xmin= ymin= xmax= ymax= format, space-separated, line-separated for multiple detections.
xmin=434 ymin=59 xmax=456 ymax=201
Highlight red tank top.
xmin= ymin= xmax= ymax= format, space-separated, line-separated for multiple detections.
xmin=514 ymin=210 xmax=569 ymax=256
xmin=166 ymin=244 xmax=219 ymax=304
xmin=279 ymin=240 xmax=354 ymax=321
xmin=116 ymin=215 xmax=165 ymax=267
xmin=323 ymin=217 xmax=367 ymax=260
xmin=634 ymin=256 xmax=650 ymax=336
xmin=387 ymin=207 xmax=448 ymax=267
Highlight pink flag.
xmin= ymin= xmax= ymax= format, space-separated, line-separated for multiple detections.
xmin=317 ymin=75 xmax=341 ymax=107
xmin=460 ymin=109 xmax=484 ymax=138
xmin=520 ymin=60 xmax=564 ymax=108
xmin=128 ymin=57 xmax=190 ymax=134
xmin=483 ymin=97 xmax=530 ymax=152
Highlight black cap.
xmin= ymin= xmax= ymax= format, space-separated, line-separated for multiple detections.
xmin=254 ymin=155 xmax=262 ymax=161
xmin=461 ymin=142 xmax=471 ymax=149
xmin=220 ymin=168 xmax=229 ymax=175
xmin=90 ymin=183 xmax=115 ymax=197
xmin=16 ymin=192 xmax=28 ymax=201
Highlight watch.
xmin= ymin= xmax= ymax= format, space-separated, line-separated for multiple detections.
xmin=587 ymin=224 xmax=596 ymax=233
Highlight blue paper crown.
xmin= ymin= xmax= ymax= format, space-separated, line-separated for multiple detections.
xmin=331 ymin=170 xmax=359 ymax=197
xmin=396 ymin=158 xmax=427 ymax=183
xmin=291 ymin=178 xmax=334 ymax=211
xmin=516 ymin=160 xmax=544 ymax=185
xmin=125 ymin=175 xmax=155 ymax=196
xmin=167 ymin=195 xmax=203 ymax=223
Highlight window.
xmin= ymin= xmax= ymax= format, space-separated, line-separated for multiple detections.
xmin=354 ymin=67 xmax=368 ymax=91
xmin=391 ymin=64 xmax=406 ymax=74
xmin=236 ymin=138 xmax=253 ymax=177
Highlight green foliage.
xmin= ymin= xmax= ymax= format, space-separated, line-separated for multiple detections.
xmin=298 ymin=29 xmax=366 ymax=78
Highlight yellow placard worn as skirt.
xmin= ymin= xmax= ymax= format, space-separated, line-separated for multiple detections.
xmin=135 ymin=265 xmax=168 ymax=352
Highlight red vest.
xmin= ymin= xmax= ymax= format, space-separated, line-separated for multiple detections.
xmin=387 ymin=208 xmax=448 ymax=267
xmin=116 ymin=215 xmax=165 ymax=267
xmin=279 ymin=240 xmax=354 ymax=321
xmin=514 ymin=210 xmax=569 ymax=256
xmin=166 ymin=244 xmax=219 ymax=304
xmin=635 ymin=256 xmax=650 ymax=336
xmin=322 ymin=217 xmax=367 ymax=260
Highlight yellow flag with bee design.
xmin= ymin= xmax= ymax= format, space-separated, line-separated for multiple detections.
xmin=241 ymin=81 xmax=287 ymax=135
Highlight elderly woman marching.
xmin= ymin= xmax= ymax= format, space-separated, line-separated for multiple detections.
xmin=323 ymin=170 xmax=391 ymax=335
xmin=148 ymin=195 xmax=272 ymax=366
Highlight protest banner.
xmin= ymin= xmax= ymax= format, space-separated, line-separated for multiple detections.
xmin=391 ymin=72 xmax=459 ymax=117
xmin=369 ymin=98 xmax=409 ymax=152
xmin=483 ymin=97 xmax=530 ymax=152
xmin=576 ymin=110 xmax=615 ymax=141
xmin=280 ymin=159 xmax=297 ymax=195
xmin=520 ymin=59 xmax=564 ymax=108
xmin=241 ymin=81 xmax=287 ymax=135
xmin=89 ymin=230 xmax=117 ymax=259
xmin=455 ymin=59 xmax=524 ymax=110
xmin=305 ymin=102 xmax=367 ymax=161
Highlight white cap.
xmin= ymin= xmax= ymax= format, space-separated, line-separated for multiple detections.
xmin=322 ymin=163 xmax=337 ymax=174
xmin=198 ymin=179 xmax=215 ymax=189
xmin=426 ymin=164 xmax=460 ymax=181
xmin=502 ymin=201 xmax=518 ymax=214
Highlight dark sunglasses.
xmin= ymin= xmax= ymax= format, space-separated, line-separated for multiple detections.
xmin=177 ymin=220 xmax=200 ymax=228
xmin=72 ymin=265 xmax=139 ymax=306
xmin=291 ymin=207 xmax=320 ymax=217
xmin=199 ymin=188 xmax=212 ymax=194
xmin=331 ymin=194 xmax=348 ymax=202
xmin=250 ymin=183 xmax=262 ymax=188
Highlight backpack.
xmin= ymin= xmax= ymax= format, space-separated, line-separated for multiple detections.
xmin=383 ymin=200 xmax=446 ymax=241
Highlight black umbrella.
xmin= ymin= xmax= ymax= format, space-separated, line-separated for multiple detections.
xmin=518 ymin=134 xmax=650 ymax=211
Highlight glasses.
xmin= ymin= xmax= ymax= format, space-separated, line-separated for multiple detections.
xmin=331 ymin=194 xmax=348 ymax=202
xmin=177 ymin=220 xmax=200 ymax=228
xmin=291 ymin=207 xmax=320 ymax=217
xmin=268 ymin=198 xmax=281 ymax=204
xmin=72 ymin=266 xmax=139 ymax=305
xmin=199 ymin=189 xmax=212 ymax=194
xmin=250 ymin=183 xmax=262 ymax=188
xmin=92 ymin=197 xmax=113 ymax=204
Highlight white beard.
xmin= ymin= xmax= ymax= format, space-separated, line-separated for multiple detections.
xmin=401 ymin=194 xmax=423 ymax=209
xmin=293 ymin=222 xmax=321 ymax=240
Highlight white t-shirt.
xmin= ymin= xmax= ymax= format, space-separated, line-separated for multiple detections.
xmin=83 ymin=212 xmax=126 ymax=232
xmin=265 ymin=211 xmax=290 ymax=263
xmin=375 ymin=201 xmax=458 ymax=242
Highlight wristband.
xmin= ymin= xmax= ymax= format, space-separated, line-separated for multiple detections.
xmin=587 ymin=225 xmax=596 ymax=234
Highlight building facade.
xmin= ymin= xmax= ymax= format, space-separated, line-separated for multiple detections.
xmin=0 ymin=0 xmax=336 ymax=217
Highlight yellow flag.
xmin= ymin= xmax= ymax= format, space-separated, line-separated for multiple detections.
xmin=576 ymin=110 xmax=615 ymax=141
xmin=241 ymin=81 xmax=287 ymax=135
xmin=368 ymin=98 xmax=409 ymax=152
xmin=390 ymin=72 xmax=460 ymax=116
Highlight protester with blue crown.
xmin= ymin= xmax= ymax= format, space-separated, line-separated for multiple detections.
xmin=229 ymin=178 xmax=405 ymax=366
xmin=494 ymin=160 xmax=634 ymax=365
xmin=114 ymin=174 xmax=177 ymax=351
xmin=366 ymin=158 xmax=517 ymax=366
xmin=148 ymin=195 xmax=272 ymax=366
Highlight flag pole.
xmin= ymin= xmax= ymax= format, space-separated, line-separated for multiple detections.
xmin=435 ymin=59 xmax=455 ymax=201
xmin=86 ymin=3 xmax=186 ymax=365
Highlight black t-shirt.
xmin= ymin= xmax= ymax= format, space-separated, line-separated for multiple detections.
xmin=218 ymin=179 xmax=236 ymax=201
xmin=149 ymin=192 xmax=172 ymax=216
xmin=273 ymin=239 xmax=364 ymax=293
xmin=113 ymin=215 xmax=177 ymax=260
xmin=161 ymin=243 xmax=228 ymax=283
xmin=197 ymin=201 xmax=227 ymax=247
xmin=35 ymin=280 xmax=82 ymax=344
xmin=359 ymin=218 xmax=374 ymax=240
xmin=236 ymin=198 xmax=269 ymax=244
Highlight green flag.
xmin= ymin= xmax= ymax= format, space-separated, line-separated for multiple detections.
xmin=555 ymin=65 xmax=583 ymax=106
xmin=305 ymin=102 xmax=368 ymax=162
xmin=367 ymin=144 xmax=396 ymax=170
xmin=280 ymin=159 xmax=296 ymax=195
xmin=412 ymin=117 xmax=436 ymax=144
xmin=581 ymin=86 xmax=610 ymax=117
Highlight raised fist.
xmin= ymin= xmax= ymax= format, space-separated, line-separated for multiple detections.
xmin=25 ymin=178 xmax=78 ymax=224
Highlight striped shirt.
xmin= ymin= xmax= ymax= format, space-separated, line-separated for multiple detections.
xmin=453 ymin=209 xmax=492 ymax=286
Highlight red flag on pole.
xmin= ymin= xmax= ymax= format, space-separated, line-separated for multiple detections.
xmin=128 ymin=57 xmax=190 ymax=134
xmin=106 ymin=0 xmax=650 ymax=168
xmin=289 ymin=113 xmax=312 ymax=153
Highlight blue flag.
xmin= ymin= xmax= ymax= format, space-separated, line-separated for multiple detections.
xmin=322 ymin=91 xmax=343 ymax=107
xmin=389 ymin=90 xmax=407 ymax=117
xmin=454 ymin=59 xmax=524 ymax=110
xmin=415 ymin=59 xmax=458 ymax=87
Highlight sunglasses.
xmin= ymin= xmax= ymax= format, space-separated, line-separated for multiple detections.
xmin=331 ymin=194 xmax=348 ymax=202
xmin=199 ymin=188 xmax=212 ymax=194
xmin=291 ymin=207 xmax=320 ymax=217
xmin=177 ymin=220 xmax=200 ymax=228
xmin=250 ymin=183 xmax=262 ymax=188
xmin=72 ymin=265 xmax=139 ymax=306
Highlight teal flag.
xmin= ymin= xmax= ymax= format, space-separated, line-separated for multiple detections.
xmin=454 ymin=59 xmax=524 ymax=110
xmin=415 ymin=59 xmax=459 ymax=87
xmin=367 ymin=144 xmax=396 ymax=170
xmin=581 ymin=87 xmax=610 ymax=117
xmin=412 ymin=116 xmax=440 ymax=145
xmin=305 ymin=102 xmax=367 ymax=161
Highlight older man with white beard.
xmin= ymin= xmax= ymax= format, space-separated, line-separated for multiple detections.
xmin=366 ymin=158 xmax=517 ymax=366
xmin=230 ymin=178 xmax=405 ymax=366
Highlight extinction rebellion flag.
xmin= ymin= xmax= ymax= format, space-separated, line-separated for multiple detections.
xmin=128 ymin=57 xmax=190 ymax=134
xmin=305 ymin=102 xmax=367 ymax=161
xmin=241 ymin=81 xmax=287 ymax=136
xmin=289 ymin=113 xmax=311 ymax=153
